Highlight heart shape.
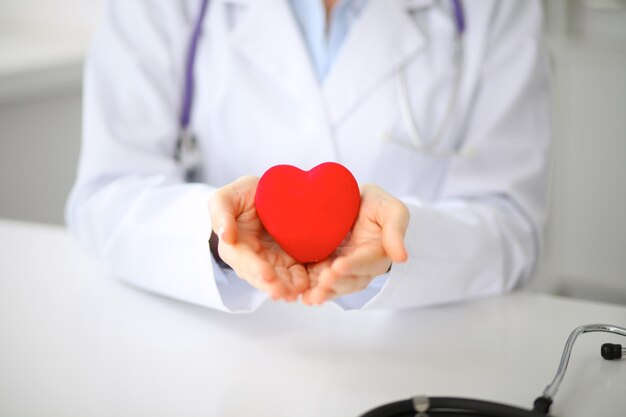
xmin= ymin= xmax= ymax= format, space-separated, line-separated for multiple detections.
xmin=255 ymin=162 xmax=360 ymax=263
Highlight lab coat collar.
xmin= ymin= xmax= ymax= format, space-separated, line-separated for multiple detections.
xmin=322 ymin=0 xmax=427 ymax=124
xmin=224 ymin=0 xmax=321 ymax=106
xmin=222 ymin=0 xmax=427 ymax=124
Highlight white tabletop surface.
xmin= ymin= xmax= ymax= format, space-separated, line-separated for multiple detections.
xmin=1 ymin=219 xmax=625 ymax=417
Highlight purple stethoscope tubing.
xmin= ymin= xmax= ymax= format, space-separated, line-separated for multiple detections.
xmin=176 ymin=0 xmax=465 ymax=172
xmin=180 ymin=0 xmax=210 ymax=133
xmin=450 ymin=0 xmax=465 ymax=36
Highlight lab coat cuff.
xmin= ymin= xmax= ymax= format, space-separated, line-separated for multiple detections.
xmin=212 ymin=265 xmax=269 ymax=313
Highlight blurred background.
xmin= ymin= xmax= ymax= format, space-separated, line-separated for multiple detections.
xmin=1 ymin=0 xmax=625 ymax=304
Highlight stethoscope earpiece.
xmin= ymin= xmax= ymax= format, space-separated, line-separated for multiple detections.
xmin=601 ymin=343 xmax=624 ymax=360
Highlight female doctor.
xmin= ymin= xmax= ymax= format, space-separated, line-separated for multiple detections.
xmin=66 ymin=0 xmax=551 ymax=312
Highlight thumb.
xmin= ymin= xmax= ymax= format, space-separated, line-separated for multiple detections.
xmin=209 ymin=176 xmax=259 ymax=244
xmin=379 ymin=199 xmax=410 ymax=263
xmin=382 ymin=224 xmax=408 ymax=263
xmin=209 ymin=192 xmax=238 ymax=244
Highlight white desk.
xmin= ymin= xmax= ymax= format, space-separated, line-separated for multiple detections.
xmin=1 ymin=219 xmax=625 ymax=417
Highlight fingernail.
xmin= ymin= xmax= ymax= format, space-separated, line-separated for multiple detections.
xmin=217 ymin=224 xmax=225 ymax=238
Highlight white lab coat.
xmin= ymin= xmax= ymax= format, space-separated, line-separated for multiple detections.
xmin=67 ymin=0 xmax=551 ymax=312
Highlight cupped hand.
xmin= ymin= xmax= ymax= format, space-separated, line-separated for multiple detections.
xmin=302 ymin=184 xmax=409 ymax=305
xmin=208 ymin=176 xmax=309 ymax=301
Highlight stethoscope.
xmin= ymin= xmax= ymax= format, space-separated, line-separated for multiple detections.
xmin=380 ymin=0 xmax=469 ymax=158
xmin=175 ymin=0 xmax=468 ymax=180
xmin=359 ymin=323 xmax=626 ymax=417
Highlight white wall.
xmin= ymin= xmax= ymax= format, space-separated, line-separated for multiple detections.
xmin=0 ymin=0 xmax=102 ymax=224
xmin=533 ymin=0 xmax=626 ymax=304
xmin=0 ymin=0 xmax=102 ymax=32
xmin=0 ymin=89 xmax=82 ymax=224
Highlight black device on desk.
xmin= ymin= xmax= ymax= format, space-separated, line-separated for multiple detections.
xmin=359 ymin=324 xmax=625 ymax=417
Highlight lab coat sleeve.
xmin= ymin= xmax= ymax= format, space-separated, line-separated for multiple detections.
xmin=355 ymin=0 xmax=551 ymax=310
xmin=66 ymin=0 xmax=267 ymax=312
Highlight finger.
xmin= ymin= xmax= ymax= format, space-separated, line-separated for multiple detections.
xmin=308 ymin=286 xmax=339 ymax=305
xmin=310 ymin=272 xmax=376 ymax=304
xmin=308 ymin=270 xmax=320 ymax=290
xmin=302 ymin=287 xmax=332 ymax=305
xmin=274 ymin=266 xmax=299 ymax=301
xmin=301 ymin=289 xmax=313 ymax=305
xmin=304 ymin=258 xmax=333 ymax=294
xmin=218 ymin=242 xmax=277 ymax=283
xmin=256 ymin=275 xmax=289 ymax=300
xmin=247 ymin=269 xmax=288 ymax=300
xmin=301 ymin=275 xmax=323 ymax=305
xmin=289 ymin=263 xmax=310 ymax=295
xmin=328 ymin=274 xmax=373 ymax=297
xmin=271 ymin=267 xmax=290 ymax=301
xmin=328 ymin=244 xmax=390 ymax=283
xmin=306 ymin=258 xmax=333 ymax=283
xmin=306 ymin=267 xmax=340 ymax=305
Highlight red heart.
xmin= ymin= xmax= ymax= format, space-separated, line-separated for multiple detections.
xmin=255 ymin=162 xmax=361 ymax=263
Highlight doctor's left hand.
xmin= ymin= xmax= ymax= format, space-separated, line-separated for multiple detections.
xmin=302 ymin=184 xmax=410 ymax=305
xmin=209 ymin=176 xmax=309 ymax=301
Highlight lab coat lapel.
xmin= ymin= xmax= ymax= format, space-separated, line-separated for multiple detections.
xmin=226 ymin=0 xmax=320 ymax=103
xmin=322 ymin=0 xmax=427 ymax=125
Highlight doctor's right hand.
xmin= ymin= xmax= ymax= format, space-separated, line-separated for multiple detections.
xmin=208 ymin=176 xmax=309 ymax=301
